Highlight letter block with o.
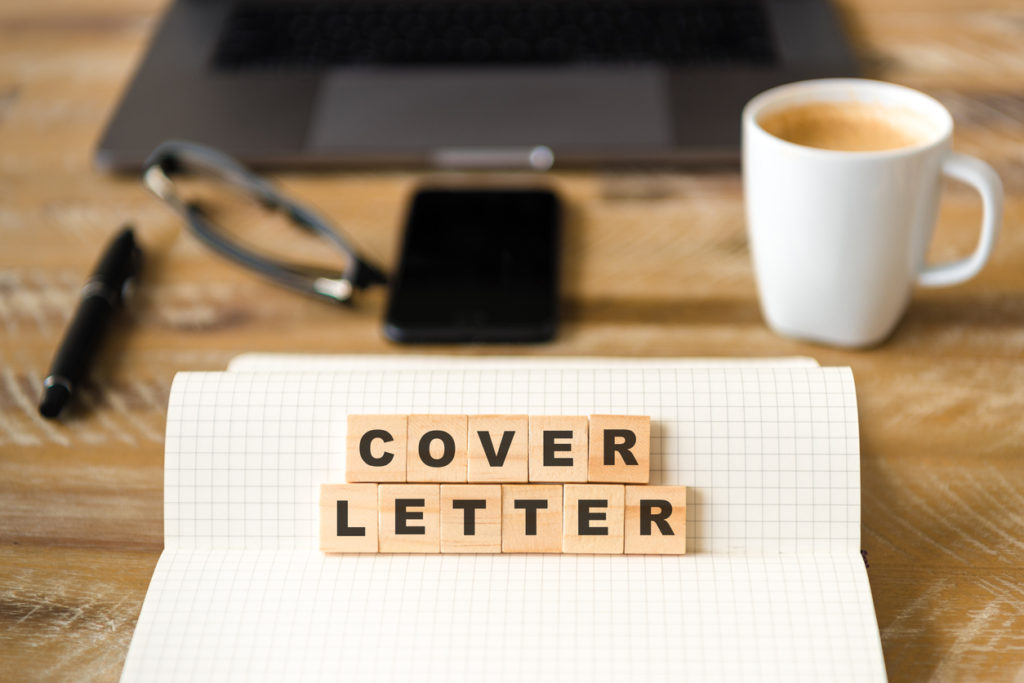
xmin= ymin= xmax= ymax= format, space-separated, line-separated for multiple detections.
xmin=407 ymin=414 xmax=468 ymax=483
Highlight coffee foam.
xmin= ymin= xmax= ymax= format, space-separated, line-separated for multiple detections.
xmin=758 ymin=101 xmax=937 ymax=152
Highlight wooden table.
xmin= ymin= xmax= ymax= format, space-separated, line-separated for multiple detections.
xmin=1 ymin=0 xmax=1022 ymax=679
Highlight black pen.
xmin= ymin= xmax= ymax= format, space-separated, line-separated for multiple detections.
xmin=39 ymin=226 xmax=143 ymax=419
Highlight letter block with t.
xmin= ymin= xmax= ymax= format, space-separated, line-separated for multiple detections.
xmin=346 ymin=415 xmax=408 ymax=482
xmin=588 ymin=415 xmax=650 ymax=484
xmin=562 ymin=484 xmax=625 ymax=554
xmin=440 ymin=484 xmax=502 ymax=553
xmin=407 ymin=415 xmax=468 ymax=482
xmin=379 ymin=484 xmax=440 ymax=553
xmin=319 ymin=484 xmax=378 ymax=553
xmin=528 ymin=415 xmax=588 ymax=482
xmin=501 ymin=484 xmax=563 ymax=553
xmin=625 ymin=485 xmax=686 ymax=554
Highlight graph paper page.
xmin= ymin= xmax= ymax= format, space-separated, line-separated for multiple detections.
xmin=122 ymin=360 xmax=885 ymax=682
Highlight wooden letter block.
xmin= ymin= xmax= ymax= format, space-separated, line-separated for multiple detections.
xmin=528 ymin=415 xmax=589 ymax=482
xmin=378 ymin=484 xmax=440 ymax=553
xmin=588 ymin=415 xmax=651 ymax=484
xmin=468 ymin=415 xmax=529 ymax=483
xmin=625 ymin=485 xmax=687 ymax=555
xmin=346 ymin=415 xmax=407 ymax=483
xmin=407 ymin=415 xmax=468 ymax=483
xmin=319 ymin=484 xmax=378 ymax=553
xmin=440 ymin=484 xmax=502 ymax=553
xmin=562 ymin=484 xmax=625 ymax=554
xmin=501 ymin=484 xmax=563 ymax=553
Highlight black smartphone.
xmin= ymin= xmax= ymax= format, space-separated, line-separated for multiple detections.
xmin=384 ymin=188 xmax=561 ymax=343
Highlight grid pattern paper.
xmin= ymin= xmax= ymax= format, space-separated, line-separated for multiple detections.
xmin=122 ymin=359 xmax=886 ymax=682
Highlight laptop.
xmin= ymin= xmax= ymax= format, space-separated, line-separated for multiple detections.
xmin=97 ymin=0 xmax=857 ymax=171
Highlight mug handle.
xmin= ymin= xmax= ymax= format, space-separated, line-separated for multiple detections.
xmin=918 ymin=152 xmax=1003 ymax=287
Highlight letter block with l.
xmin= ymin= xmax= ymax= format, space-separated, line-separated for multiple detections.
xmin=320 ymin=484 xmax=379 ymax=553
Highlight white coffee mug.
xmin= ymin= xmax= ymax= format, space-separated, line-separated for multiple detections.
xmin=743 ymin=79 xmax=1002 ymax=347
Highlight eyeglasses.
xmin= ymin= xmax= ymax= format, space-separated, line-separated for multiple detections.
xmin=142 ymin=140 xmax=386 ymax=304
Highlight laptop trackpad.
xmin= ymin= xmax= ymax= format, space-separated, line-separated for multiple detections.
xmin=308 ymin=66 xmax=672 ymax=152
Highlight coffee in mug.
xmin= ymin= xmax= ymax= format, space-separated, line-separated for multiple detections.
xmin=758 ymin=101 xmax=935 ymax=152
xmin=742 ymin=79 xmax=1003 ymax=348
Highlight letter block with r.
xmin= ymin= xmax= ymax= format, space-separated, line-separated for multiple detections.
xmin=624 ymin=485 xmax=686 ymax=554
xmin=588 ymin=414 xmax=650 ymax=484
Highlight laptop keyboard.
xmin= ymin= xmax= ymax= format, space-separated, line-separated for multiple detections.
xmin=213 ymin=0 xmax=777 ymax=69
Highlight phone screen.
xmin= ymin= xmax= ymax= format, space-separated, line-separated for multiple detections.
xmin=384 ymin=189 xmax=560 ymax=343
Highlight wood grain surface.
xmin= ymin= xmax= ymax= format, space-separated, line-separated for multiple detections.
xmin=1 ymin=0 xmax=1023 ymax=679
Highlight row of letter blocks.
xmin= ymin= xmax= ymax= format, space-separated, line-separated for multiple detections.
xmin=321 ymin=414 xmax=686 ymax=554
xmin=320 ymin=483 xmax=686 ymax=554
xmin=346 ymin=414 xmax=653 ymax=483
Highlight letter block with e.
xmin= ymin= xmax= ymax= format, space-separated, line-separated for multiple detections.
xmin=379 ymin=484 xmax=440 ymax=553
xmin=528 ymin=415 xmax=588 ymax=482
xmin=562 ymin=484 xmax=625 ymax=554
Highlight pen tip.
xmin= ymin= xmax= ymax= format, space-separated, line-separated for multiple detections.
xmin=39 ymin=384 xmax=71 ymax=419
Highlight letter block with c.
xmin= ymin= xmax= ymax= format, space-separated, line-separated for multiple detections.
xmin=346 ymin=415 xmax=408 ymax=482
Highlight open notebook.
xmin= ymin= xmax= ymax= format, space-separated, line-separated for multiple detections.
xmin=121 ymin=357 xmax=886 ymax=681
